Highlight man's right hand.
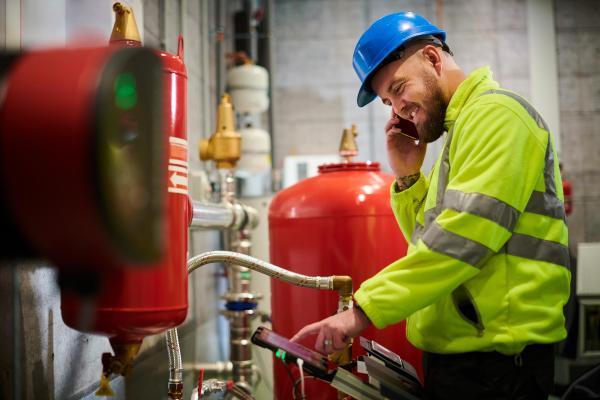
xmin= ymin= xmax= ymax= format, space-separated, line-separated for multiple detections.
xmin=385 ymin=111 xmax=427 ymax=178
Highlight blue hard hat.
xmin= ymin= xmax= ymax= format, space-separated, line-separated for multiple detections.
xmin=353 ymin=12 xmax=446 ymax=107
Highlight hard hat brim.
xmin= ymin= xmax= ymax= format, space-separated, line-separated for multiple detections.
xmin=357 ymin=83 xmax=377 ymax=107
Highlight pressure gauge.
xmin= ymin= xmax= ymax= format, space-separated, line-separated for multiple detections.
xmin=94 ymin=48 xmax=164 ymax=263
xmin=0 ymin=46 xmax=165 ymax=269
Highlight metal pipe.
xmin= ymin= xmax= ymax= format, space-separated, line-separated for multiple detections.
xmin=226 ymin=230 xmax=256 ymax=386
xmin=190 ymin=201 xmax=258 ymax=231
xmin=264 ymin=0 xmax=276 ymax=174
xmin=183 ymin=361 xmax=233 ymax=375
xmin=215 ymin=0 xmax=226 ymax=96
xmin=188 ymin=251 xmax=337 ymax=290
xmin=192 ymin=379 xmax=255 ymax=400
xmin=166 ymin=329 xmax=184 ymax=399
xmin=191 ymin=201 xmax=233 ymax=228
xmin=200 ymin=0 xmax=211 ymax=140
xmin=165 ymin=252 xmax=352 ymax=397
xmin=219 ymin=169 xmax=236 ymax=204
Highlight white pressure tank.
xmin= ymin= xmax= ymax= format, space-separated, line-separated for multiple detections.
xmin=227 ymin=63 xmax=269 ymax=114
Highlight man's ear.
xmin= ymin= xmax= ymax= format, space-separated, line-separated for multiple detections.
xmin=422 ymin=45 xmax=443 ymax=76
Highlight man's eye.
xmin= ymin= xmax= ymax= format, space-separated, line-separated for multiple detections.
xmin=394 ymin=83 xmax=405 ymax=95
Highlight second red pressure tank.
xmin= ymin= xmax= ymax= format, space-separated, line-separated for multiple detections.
xmin=269 ymin=160 xmax=423 ymax=399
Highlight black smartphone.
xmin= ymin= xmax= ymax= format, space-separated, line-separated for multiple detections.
xmin=394 ymin=115 xmax=419 ymax=141
xmin=359 ymin=336 xmax=421 ymax=384
xmin=251 ymin=326 xmax=337 ymax=380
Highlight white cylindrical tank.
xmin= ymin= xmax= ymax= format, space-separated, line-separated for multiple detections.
xmin=227 ymin=63 xmax=269 ymax=113
xmin=236 ymin=127 xmax=271 ymax=197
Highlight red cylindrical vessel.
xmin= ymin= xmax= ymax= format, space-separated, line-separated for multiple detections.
xmin=269 ymin=161 xmax=422 ymax=399
xmin=61 ymin=39 xmax=189 ymax=344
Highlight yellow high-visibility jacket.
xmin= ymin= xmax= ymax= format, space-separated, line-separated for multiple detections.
xmin=354 ymin=66 xmax=571 ymax=355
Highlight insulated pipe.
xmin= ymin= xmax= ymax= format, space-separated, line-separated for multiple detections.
xmin=165 ymin=252 xmax=353 ymax=398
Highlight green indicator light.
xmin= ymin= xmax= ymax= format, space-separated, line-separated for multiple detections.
xmin=114 ymin=73 xmax=138 ymax=110
xmin=275 ymin=349 xmax=287 ymax=360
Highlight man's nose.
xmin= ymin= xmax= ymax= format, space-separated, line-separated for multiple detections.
xmin=392 ymin=101 xmax=408 ymax=119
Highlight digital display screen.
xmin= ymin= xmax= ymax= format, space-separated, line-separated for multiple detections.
xmin=253 ymin=327 xmax=330 ymax=373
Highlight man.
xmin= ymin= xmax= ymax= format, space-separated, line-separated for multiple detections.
xmin=292 ymin=12 xmax=571 ymax=399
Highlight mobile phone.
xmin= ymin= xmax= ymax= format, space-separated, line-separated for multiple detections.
xmin=359 ymin=337 xmax=420 ymax=384
xmin=251 ymin=326 xmax=336 ymax=380
xmin=394 ymin=115 xmax=419 ymax=141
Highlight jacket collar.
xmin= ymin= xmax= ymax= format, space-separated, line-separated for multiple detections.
xmin=443 ymin=66 xmax=500 ymax=131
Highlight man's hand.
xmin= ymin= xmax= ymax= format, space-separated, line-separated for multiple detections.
xmin=385 ymin=111 xmax=427 ymax=178
xmin=291 ymin=307 xmax=371 ymax=354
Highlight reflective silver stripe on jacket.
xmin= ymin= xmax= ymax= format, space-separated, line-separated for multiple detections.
xmin=421 ymin=222 xmax=494 ymax=269
xmin=503 ymin=233 xmax=570 ymax=268
xmin=443 ymin=189 xmax=520 ymax=231
xmin=410 ymin=90 xmax=568 ymax=269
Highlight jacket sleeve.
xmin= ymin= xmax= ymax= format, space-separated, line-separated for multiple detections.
xmin=389 ymin=173 xmax=429 ymax=242
xmin=354 ymin=100 xmax=547 ymax=329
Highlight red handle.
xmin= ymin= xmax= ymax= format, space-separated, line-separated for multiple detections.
xmin=177 ymin=34 xmax=184 ymax=61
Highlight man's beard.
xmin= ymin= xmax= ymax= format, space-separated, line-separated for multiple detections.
xmin=418 ymin=73 xmax=447 ymax=143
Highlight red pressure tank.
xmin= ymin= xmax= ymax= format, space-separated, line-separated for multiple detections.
xmin=61 ymin=8 xmax=189 ymax=354
xmin=269 ymin=160 xmax=422 ymax=399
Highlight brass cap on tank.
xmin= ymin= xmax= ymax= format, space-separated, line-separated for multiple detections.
xmin=339 ymin=124 xmax=358 ymax=161
xmin=199 ymin=93 xmax=242 ymax=169
xmin=110 ymin=2 xmax=142 ymax=45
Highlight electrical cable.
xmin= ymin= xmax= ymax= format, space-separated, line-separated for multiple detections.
xmin=296 ymin=358 xmax=306 ymax=399
xmin=282 ymin=358 xmax=298 ymax=400
xmin=292 ymin=375 xmax=321 ymax=399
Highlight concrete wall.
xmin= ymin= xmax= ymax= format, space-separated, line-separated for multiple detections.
xmin=555 ymin=0 xmax=600 ymax=247
xmin=272 ymin=0 xmax=600 ymax=248
xmin=272 ymin=0 xmax=531 ymax=174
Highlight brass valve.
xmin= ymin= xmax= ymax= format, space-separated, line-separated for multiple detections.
xmin=110 ymin=2 xmax=142 ymax=45
xmin=339 ymin=124 xmax=359 ymax=161
xmin=95 ymin=342 xmax=141 ymax=397
xmin=199 ymin=93 xmax=242 ymax=169
xmin=167 ymin=382 xmax=183 ymax=400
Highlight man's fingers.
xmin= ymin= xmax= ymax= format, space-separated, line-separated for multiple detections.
xmin=332 ymin=333 xmax=347 ymax=351
xmin=291 ymin=322 xmax=321 ymax=342
xmin=386 ymin=127 xmax=403 ymax=136
xmin=385 ymin=117 xmax=400 ymax=132
xmin=315 ymin=329 xmax=326 ymax=354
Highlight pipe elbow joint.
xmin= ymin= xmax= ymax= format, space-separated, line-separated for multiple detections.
xmin=332 ymin=275 xmax=353 ymax=298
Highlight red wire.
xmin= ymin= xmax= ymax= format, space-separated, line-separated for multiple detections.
xmin=197 ymin=369 xmax=205 ymax=393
